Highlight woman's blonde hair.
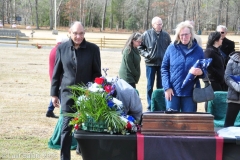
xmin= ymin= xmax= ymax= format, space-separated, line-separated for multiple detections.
xmin=173 ymin=21 xmax=195 ymax=48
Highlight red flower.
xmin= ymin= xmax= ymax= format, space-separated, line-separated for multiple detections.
xmin=126 ymin=122 xmax=132 ymax=130
xmin=104 ymin=85 xmax=112 ymax=93
xmin=74 ymin=117 xmax=78 ymax=121
xmin=74 ymin=124 xmax=79 ymax=130
xmin=95 ymin=77 xmax=105 ymax=85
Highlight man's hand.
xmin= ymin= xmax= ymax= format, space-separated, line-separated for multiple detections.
xmin=52 ymin=96 xmax=60 ymax=108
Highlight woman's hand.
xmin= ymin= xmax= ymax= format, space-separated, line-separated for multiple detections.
xmin=189 ymin=67 xmax=203 ymax=76
xmin=165 ymin=88 xmax=174 ymax=101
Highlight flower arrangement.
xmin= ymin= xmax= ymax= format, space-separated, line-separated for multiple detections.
xmin=67 ymin=68 xmax=137 ymax=135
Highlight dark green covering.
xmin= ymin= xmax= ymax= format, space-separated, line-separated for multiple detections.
xmin=48 ymin=111 xmax=77 ymax=150
xmin=207 ymin=91 xmax=240 ymax=127
xmin=151 ymin=88 xmax=166 ymax=111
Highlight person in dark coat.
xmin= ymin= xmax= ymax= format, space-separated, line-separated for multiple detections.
xmin=216 ymin=25 xmax=235 ymax=66
xmin=224 ymin=51 xmax=240 ymax=127
xmin=204 ymin=31 xmax=226 ymax=111
xmin=50 ymin=21 xmax=102 ymax=160
xmin=204 ymin=31 xmax=226 ymax=91
xmin=138 ymin=16 xmax=171 ymax=111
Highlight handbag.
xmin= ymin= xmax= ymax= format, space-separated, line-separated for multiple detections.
xmin=193 ymin=74 xmax=214 ymax=103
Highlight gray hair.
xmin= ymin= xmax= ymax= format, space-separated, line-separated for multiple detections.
xmin=173 ymin=21 xmax=194 ymax=48
xmin=70 ymin=21 xmax=83 ymax=29
xmin=151 ymin=16 xmax=162 ymax=25
xmin=216 ymin=25 xmax=228 ymax=32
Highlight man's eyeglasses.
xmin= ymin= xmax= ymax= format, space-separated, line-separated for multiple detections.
xmin=220 ymin=32 xmax=225 ymax=34
xmin=72 ymin=32 xmax=85 ymax=36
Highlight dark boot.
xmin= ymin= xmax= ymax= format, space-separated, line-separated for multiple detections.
xmin=46 ymin=111 xmax=58 ymax=118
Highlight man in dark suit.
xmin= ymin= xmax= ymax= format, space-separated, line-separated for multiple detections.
xmin=51 ymin=21 xmax=102 ymax=160
xmin=216 ymin=25 xmax=235 ymax=66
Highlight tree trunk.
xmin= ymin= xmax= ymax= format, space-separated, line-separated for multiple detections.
xmin=69 ymin=0 xmax=73 ymax=26
xmin=145 ymin=0 xmax=150 ymax=30
xmin=225 ymin=0 xmax=229 ymax=27
xmin=35 ymin=0 xmax=39 ymax=29
xmin=110 ymin=0 xmax=113 ymax=30
xmin=49 ymin=0 xmax=53 ymax=30
xmin=174 ymin=0 xmax=179 ymax=30
xmin=121 ymin=9 xmax=124 ymax=29
xmin=170 ymin=0 xmax=177 ymax=34
xmin=197 ymin=0 xmax=201 ymax=33
xmin=56 ymin=0 xmax=64 ymax=27
xmin=28 ymin=0 xmax=33 ymax=26
xmin=217 ymin=0 xmax=223 ymax=25
xmin=90 ymin=1 xmax=95 ymax=28
xmin=101 ymin=0 xmax=107 ymax=31
xmin=181 ymin=0 xmax=189 ymax=21
xmin=1 ymin=0 xmax=5 ymax=26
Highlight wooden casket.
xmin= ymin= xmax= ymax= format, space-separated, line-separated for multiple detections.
xmin=141 ymin=112 xmax=215 ymax=136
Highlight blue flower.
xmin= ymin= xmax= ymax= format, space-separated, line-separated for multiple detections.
xmin=107 ymin=100 xmax=115 ymax=108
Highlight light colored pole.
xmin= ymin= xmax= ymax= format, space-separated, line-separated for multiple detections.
xmin=52 ymin=0 xmax=58 ymax=34
xmin=54 ymin=0 xmax=56 ymax=30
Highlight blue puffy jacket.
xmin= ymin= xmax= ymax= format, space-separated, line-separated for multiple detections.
xmin=161 ymin=40 xmax=204 ymax=96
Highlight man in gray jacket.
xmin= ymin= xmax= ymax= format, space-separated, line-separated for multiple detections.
xmin=138 ymin=16 xmax=171 ymax=111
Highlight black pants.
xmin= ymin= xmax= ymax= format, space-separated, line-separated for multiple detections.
xmin=210 ymin=81 xmax=228 ymax=91
xmin=224 ymin=103 xmax=240 ymax=127
xmin=61 ymin=116 xmax=73 ymax=160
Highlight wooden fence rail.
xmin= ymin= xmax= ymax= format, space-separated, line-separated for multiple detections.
xmin=0 ymin=35 xmax=239 ymax=51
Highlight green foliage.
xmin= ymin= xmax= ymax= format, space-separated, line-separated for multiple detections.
xmin=66 ymin=84 xmax=126 ymax=133
xmin=126 ymin=16 xmax=139 ymax=31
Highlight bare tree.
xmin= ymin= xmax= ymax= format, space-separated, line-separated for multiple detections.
xmin=145 ymin=0 xmax=150 ymax=30
xmin=35 ymin=0 xmax=39 ymax=29
xmin=169 ymin=0 xmax=178 ymax=34
xmin=197 ymin=0 xmax=201 ymax=33
xmin=217 ymin=0 xmax=223 ymax=25
xmin=56 ymin=0 xmax=66 ymax=26
xmin=181 ymin=0 xmax=189 ymax=21
xmin=87 ymin=0 xmax=94 ymax=27
xmin=49 ymin=0 xmax=54 ymax=29
xmin=232 ymin=0 xmax=240 ymax=33
xmin=225 ymin=0 xmax=229 ymax=27
xmin=109 ymin=0 xmax=113 ymax=29
xmin=101 ymin=0 xmax=107 ymax=31
xmin=0 ymin=0 xmax=6 ymax=25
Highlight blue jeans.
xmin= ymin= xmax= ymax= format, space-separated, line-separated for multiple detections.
xmin=47 ymin=99 xmax=55 ymax=112
xmin=165 ymin=96 xmax=197 ymax=112
xmin=146 ymin=66 xmax=162 ymax=110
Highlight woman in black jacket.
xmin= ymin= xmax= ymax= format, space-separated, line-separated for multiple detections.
xmin=204 ymin=31 xmax=226 ymax=91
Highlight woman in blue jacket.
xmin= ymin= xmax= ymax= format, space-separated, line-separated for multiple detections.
xmin=161 ymin=21 xmax=204 ymax=112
